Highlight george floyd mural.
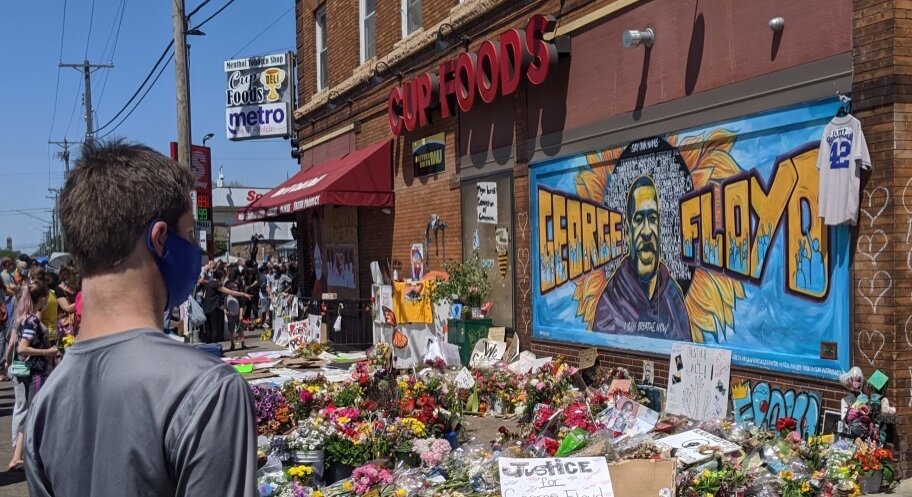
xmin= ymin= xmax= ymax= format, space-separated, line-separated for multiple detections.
xmin=530 ymin=99 xmax=851 ymax=379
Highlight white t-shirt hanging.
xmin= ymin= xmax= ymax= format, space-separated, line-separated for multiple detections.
xmin=816 ymin=114 xmax=872 ymax=226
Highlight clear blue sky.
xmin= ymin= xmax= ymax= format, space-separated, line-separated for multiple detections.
xmin=0 ymin=0 xmax=298 ymax=253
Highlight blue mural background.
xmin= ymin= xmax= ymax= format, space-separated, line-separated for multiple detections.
xmin=530 ymin=98 xmax=851 ymax=379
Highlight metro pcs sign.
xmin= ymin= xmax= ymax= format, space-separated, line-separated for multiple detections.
xmin=388 ymin=14 xmax=562 ymax=136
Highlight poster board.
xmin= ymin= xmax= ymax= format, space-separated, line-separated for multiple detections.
xmin=654 ymin=429 xmax=741 ymax=465
xmin=607 ymin=459 xmax=675 ymax=497
xmin=666 ymin=344 xmax=732 ymax=421
xmin=498 ymin=457 xmax=614 ymax=497
xmin=469 ymin=338 xmax=506 ymax=369
xmin=578 ymin=347 xmax=598 ymax=370
xmin=286 ymin=314 xmax=322 ymax=349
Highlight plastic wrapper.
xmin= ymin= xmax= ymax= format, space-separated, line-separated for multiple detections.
xmin=572 ymin=430 xmax=619 ymax=462
xmin=257 ymin=454 xmax=284 ymax=479
xmin=555 ymin=427 xmax=589 ymax=456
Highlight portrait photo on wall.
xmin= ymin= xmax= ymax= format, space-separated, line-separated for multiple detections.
xmin=325 ymin=244 xmax=356 ymax=289
xmin=410 ymin=243 xmax=425 ymax=281
xmin=530 ymin=98 xmax=852 ymax=379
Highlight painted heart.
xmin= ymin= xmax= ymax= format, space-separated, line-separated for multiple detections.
xmin=857 ymin=270 xmax=892 ymax=314
xmin=517 ymin=211 xmax=529 ymax=241
xmin=906 ymin=314 xmax=912 ymax=350
xmin=759 ymin=400 xmax=769 ymax=414
xmin=903 ymin=176 xmax=912 ymax=215
xmin=857 ymin=330 xmax=885 ymax=366
xmin=862 ymin=186 xmax=890 ymax=227
xmin=857 ymin=229 xmax=888 ymax=265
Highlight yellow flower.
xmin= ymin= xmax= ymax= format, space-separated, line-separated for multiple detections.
xmin=701 ymin=470 xmax=711 ymax=478
xmin=337 ymin=416 xmax=351 ymax=425
xmin=779 ymin=470 xmax=794 ymax=481
xmin=312 ymin=492 xmax=324 ymax=497
xmin=801 ymin=482 xmax=811 ymax=493
xmin=705 ymin=493 xmax=713 ymax=497
xmin=395 ymin=489 xmax=407 ymax=497
xmin=343 ymin=482 xmax=354 ymax=491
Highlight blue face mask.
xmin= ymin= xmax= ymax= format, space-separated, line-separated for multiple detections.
xmin=146 ymin=220 xmax=203 ymax=311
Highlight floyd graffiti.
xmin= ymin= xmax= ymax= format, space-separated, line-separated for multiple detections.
xmin=530 ymin=99 xmax=851 ymax=379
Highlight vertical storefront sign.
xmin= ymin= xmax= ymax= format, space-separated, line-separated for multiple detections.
xmin=412 ymin=132 xmax=446 ymax=177
xmin=224 ymin=52 xmax=295 ymax=140
xmin=529 ymin=99 xmax=851 ymax=379
xmin=171 ymin=142 xmax=213 ymax=256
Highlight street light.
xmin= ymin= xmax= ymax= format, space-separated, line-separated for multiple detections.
xmin=202 ymin=133 xmax=214 ymax=146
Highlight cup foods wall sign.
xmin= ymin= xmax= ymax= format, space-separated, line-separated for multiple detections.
xmin=530 ymin=99 xmax=852 ymax=379
xmin=224 ymin=52 xmax=295 ymax=140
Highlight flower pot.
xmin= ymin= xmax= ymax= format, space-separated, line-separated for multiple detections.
xmin=445 ymin=431 xmax=459 ymax=450
xmin=324 ymin=462 xmax=355 ymax=484
xmin=395 ymin=450 xmax=419 ymax=467
xmin=861 ymin=470 xmax=883 ymax=494
xmin=292 ymin=450 xmax=324 ymax=482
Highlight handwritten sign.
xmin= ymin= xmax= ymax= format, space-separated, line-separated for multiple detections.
xmin=477 ymin=182 xmax=498 ymax=224
xmin=654 ymin=429 xmax=741 ymax=465
xmin=578 ymin=347 xmax=598 ymax=369
xmin=488 ymin=326 xmax=506 ymax=343
xmin=469 ymin=338 xmax=506 ymax=369
xmin=666 ymin=343 xmax=731 ymax=421
xmin=286 ymin=315 xmax=321 ymax=349
xmin=498 ymin=457 xmax=614 ymax=497
xmin=454 ymin=367 xmax=476 ymax=389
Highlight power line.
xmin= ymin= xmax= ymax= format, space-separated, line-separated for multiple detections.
xmin=230 ymin=6 xmax=293 ymax=58
xmin=47 ymin=0 xmax=68 ymax=140
xmin=95 ymin=41 xmax=173 ymax=133
xmin=95 ymin=0 xmax=127 ymax=113
xmin=84 ymin=0 xmax=97 ymax=58
xmin=98 ymin=51 xmax=174 ymax=139
xmin=186 ymin=0 xmax=214 ymax=19
xmin=63 ymin=79 xmax=82 ymax=138
xmin=189 ymin=0 xmax=237 ymax=31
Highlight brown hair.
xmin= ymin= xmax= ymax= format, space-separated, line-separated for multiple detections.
xmin=58 ymin=263 xmax=80 ymax=290
xmin=59 ymin=139 xmax=194 ymax=276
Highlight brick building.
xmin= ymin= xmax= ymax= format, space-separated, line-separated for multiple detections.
xmin=247 ymin=0 xmax=912 ymax=475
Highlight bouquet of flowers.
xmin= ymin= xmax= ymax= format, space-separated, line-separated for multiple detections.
xmin=283 ymin=378 xmax=329 ymax=422
xmin=853 ymin=439 xmax=895 ymax=483
xmin=412 ymin=438 xmax=452 ymax=466
xmin=295 ymin=342 xmax=330 ymax=358
xmin=520 ymin=360 xmax=577 ymax=423
xmin=321 ymin=406 xmax=373 ymax=466
xmin=824 ymin=444 xmax=861 ymax=496
xmin=288 ymin=417 xmax=331 ymax=452
xmin=285 ymin=465 xmax=315 ymax=486
xmin=391 ymin=417 xmax=427 ymax=452
xmin=348 ymin=463 xmax=393 ymax=495
xmin=678 ymin=462 xmax=754 ymax=497
xmin=778 ymin=470 xmax=816 ymax=497
xmin=253 ymin=385 xmax=293 ymax=436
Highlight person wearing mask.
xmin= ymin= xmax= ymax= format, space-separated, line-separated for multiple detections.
xmin=25 ymin=140 xmax=258 ymax=496
xmin=7 ymin=281 xmax=56 ymax=471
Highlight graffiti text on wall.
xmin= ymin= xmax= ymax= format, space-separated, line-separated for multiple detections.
xmin=731 ymin=381 xmax=820 ymax=438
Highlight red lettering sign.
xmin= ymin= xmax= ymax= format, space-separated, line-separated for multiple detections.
xmin=388 ymin=14 xmax=560 ymax=136
xmin=246 ymin=190 xmax=264 ymax=203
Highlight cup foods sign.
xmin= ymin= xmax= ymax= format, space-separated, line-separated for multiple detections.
xmin=224 ymin=52 xmax=295 ymax=140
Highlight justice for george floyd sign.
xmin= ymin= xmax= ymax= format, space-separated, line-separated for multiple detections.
xmin=498 ymin=458 xmax=614 ymax=497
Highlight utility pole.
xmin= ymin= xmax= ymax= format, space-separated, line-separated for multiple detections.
xmin=59 ymin=60 xmax=113 ymax=144
xmin=49 ymin=139 xmax=78 ymax=178
xmin=172 ymin=0 xmax=192 ymax=169
xmin=47 ymin=189 xmax=60 ymax=253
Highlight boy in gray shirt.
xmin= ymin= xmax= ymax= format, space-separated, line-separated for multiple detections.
xmin=25 ymin=140 xmax=257 ymax=496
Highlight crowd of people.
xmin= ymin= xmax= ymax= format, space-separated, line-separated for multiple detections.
xmin=0 ymin=255 xmax=82 ymax=471
xmin=165 ymin=257 xmax=299 ymax=351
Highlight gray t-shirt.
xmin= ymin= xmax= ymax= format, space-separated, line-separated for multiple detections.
xmin=25 ymin=329 xmax=257 ymax=497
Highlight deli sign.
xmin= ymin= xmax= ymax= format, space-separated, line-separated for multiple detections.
xmin=388 ymin=14 xmax=561 ymax=136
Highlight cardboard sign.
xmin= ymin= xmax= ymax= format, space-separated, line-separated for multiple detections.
xmin=607 ymin=459 xmax=675 ymax=497
xmin=504 ymin=334 xmax=520 ymax=362
xmin=286 ymin=315 xmax=321 ymax=349
xmin=578 ymin=347 xmax=598 ymax=369
xmin=666 ymin=343 xmax=732 ymax=421
xmin=654 ymin=429 xmax=741 ymax=465
xmin=441 ymin=342 xmax=462 ymax=366
xmin=454 ymin=367 xmax=476 ymax=389
xmin=499 ymin=457 xmax=614 ymax=497
xmin=488 ymin=326 xmax=506 ymax=343
xmin=469 ymin=338 xmax=506 ymax=369
xmin=529 ymin=356 xmax=552 ymax=373
xmin=609 ymin=379 xmax=632 ymax=395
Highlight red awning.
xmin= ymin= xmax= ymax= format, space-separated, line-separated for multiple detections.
xmin=240 ymin=140 xmax=392 ymax=221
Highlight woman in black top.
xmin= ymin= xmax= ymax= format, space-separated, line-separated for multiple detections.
xmin=200 ymin=268 xmax=251 ymax=344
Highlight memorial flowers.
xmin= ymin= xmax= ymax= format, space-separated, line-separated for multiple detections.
xmin=254 ymin=384 xmax=293 ymax=436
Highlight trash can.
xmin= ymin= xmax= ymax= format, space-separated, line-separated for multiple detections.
xmin=447 ymin=318 xmax=492 ymax=365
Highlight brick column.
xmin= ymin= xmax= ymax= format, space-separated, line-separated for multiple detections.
xmin=853 ymin=0 xmax=912 ymax=477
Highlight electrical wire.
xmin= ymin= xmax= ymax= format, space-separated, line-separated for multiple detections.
xmin=97 ymin=51 xmax=174 ymax=140
xmin=95 ymin=0 xmax=128 ymax=113
xmin=230 ymin=6 xmax=293 ymax=58
xmin=94 ymin=40 xmax=174 ymax=132
xmin=186 ymin=0 xmax=214 ymax=19
xmin=189 ymin=0 xmax=237 ymax=31
xmin=47 ymin=0 xmax=68 ymax=140
xmin=84 ymin=0 xmax=97 ymax=58
xmin=63 ymin=79 xmax=83 ymax=138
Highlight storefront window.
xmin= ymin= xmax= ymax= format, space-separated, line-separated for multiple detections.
xmin=460 ymin=175 xmax=514 ymax=329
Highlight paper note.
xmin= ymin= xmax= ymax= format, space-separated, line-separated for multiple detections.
xmin=488 ymin=326 xmax=506 ymax=343
xmin=454 ymin=367 xmax=476 ymax=389
xmin=666 ymin=343 xmax=732 ymax=421
xmin=654 ymin=429 xmax=741 ymax=465
xmin=477 ymin=182 xmax=498 ymax=224
xmin=498 ymin=457 xmax=614 ymax=497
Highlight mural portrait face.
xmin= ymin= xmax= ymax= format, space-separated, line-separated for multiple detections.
xmin=627 ymin=177 xmax=660 ymax=284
